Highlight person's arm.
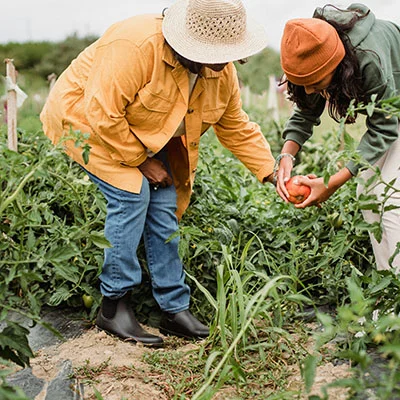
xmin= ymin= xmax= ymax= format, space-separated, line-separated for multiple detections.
xmin=276 ymin=94 xmax=326 ymax=200
xmin=293 ymin=167 xmax=353 ymax=208
xmin=275 ymin=140 xmax=300 ymax=200
xmin=211 ymin=64 xmax=275 ymax=184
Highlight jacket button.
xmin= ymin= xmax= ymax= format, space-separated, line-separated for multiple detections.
xmin=192 ymin=168 xmax=197 ymax=173
xmin=187 ymin=108 xmax=194 ymax=114
xmin=190 ymin=141 xmax=198 ymax=147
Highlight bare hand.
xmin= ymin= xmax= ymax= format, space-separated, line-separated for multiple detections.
xmin=291 ymin=175 xmax=335 ymax=208
xmin=276 ymin=156 xmax=294 ymax=202
xmin=138 ymin=158 xmax=173 ymax=188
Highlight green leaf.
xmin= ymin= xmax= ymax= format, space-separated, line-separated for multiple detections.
xmin=230 ymin=358 xmax=246 ymax=383
xmin=93 ymin=388 xmax=105 ymax=400
xmin=369 ymin=276 xmax=392 ymax=294
xmin=346 ymin=277 xmax=365 ymax=304
xmin=52 ymin=262 xmax=80 ymax=284
xmin=380 ymin=343 xmax=400 ymax=357
xmin=89 ymin=231 xmax=111 ymax=249
xmin=204 ymin=350 xmax=223 ymax=377
xmin=366 ymin=102 xmax=375 ymax=117
xmin=26 ymin=229 xmax=36 ymax=250
xmin=302 ymin=354 xmax=318 ymax=393
xmin=343 ymin=131 xmax=356 ymax=149
xmin=0 ymin=385 xmax=30 ymax=400
xmin=45 ymin=246 xmax=77 ymax=263
xmin=48 ymin=286 xmax=73 ymax=306
xmin=383 ymin=204 xmax=400 ymax=212
xmin=0 ymin=322 xmax=34 ymax=368
xmin=286 ymin=294 xmax=313 ymax=305
xmin=82 ymin=144 xmax=91 ymax=165
xmin=186 ymin=272 xmax=218 ymax=311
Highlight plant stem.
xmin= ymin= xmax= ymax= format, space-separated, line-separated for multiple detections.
xmin=191 ymin=275 xmax=291 ymax=400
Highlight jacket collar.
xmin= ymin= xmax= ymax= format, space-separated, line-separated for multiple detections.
xmin=162 ymin=41 xmax=225 ymax=103
xmin=162 ymin=41 xmax=226 ymax=78
xmin=162 ymin=42 xmax=180 ymax=68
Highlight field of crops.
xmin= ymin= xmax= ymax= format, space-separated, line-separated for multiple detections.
xmin=1 ymin=52 xmax=400 ymax=398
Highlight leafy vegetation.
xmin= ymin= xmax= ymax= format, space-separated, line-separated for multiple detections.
xmin=0 ymin=35 xmax=98 ymax=78
xmin=1 ymin=41 xmax=400 ymax=398
xmin=234 ymin=48 xmax=283 ymax=93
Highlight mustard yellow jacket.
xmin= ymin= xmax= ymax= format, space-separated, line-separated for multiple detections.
xmin=40 ymin=14 xmax=275 ymax=219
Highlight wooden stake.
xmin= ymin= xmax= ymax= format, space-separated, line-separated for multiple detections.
xmin=5 ymin=59 xmax=17 ymax=152
xmin=47 ymin=73 xmax=57 ymax=92
xmin=267 ymin=75 xmax=279 ymax=122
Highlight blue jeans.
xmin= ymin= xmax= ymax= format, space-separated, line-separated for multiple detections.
xmin=84 ymin=151 xmax=190 ymax=313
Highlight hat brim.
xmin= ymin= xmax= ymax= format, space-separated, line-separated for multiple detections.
xmin=162 ymin=0 xmax=268 ymax=64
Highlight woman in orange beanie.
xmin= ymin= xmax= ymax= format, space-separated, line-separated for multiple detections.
xmin=275 ymin=4 xmax=400 ymax=272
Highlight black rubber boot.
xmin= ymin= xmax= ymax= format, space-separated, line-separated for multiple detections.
xmin=159 ymin=310 xmax=209 ymax=339
xmin=96 ymin=293 xmax=163 ymax=347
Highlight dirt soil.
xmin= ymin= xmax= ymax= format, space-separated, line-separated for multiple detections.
xmin=27 ymin=324 xmax=353 ymax=400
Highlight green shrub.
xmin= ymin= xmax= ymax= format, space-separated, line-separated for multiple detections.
xmin=0 ymin=127 xmax=106 ymax=315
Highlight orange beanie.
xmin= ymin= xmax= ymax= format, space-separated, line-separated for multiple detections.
xmin=280 ymin=18 xmax=345 ymax=86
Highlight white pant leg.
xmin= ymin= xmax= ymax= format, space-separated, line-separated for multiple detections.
xmin=356 ymin=132 xmax=400 ymax=273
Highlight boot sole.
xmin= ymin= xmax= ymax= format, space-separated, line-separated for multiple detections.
xmin=159 ymin=327 xmax=208 ymax=340
xmin=97 ymin=326 xmax=164 ymax=347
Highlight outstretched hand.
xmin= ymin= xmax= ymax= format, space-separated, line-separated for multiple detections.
xmin=288 ymin=175 xmax=334 ymax=208
xmin=138 ymin=158 xmax=173 ymax=188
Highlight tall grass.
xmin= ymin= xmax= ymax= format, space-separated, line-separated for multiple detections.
xmin=187 ymin=235 xmax=308 ymax=396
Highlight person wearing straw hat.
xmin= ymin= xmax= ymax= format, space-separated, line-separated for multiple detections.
xmin=275 ymin=4 xmax=400 ymax=272
xmin=40 ymin=0 xmax=275 ymax=346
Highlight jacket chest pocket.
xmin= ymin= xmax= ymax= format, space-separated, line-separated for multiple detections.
xmin=126 ymin=88 xmax=173 ymax=128
xmin=202 ymin=106 xmax=225 ymax=125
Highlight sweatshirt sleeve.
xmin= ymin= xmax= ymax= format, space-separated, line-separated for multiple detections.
xmin=282 ymin=94 xmax=327 ymax=148
xmin=84 ymin=39 xmax=149 ymax=167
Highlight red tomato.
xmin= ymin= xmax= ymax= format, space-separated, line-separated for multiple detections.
xmin=285 ymin=176 xmax=311 ymax=204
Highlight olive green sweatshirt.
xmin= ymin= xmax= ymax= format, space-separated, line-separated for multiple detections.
xmin=282 ymin=3 xmax=400 ymax=175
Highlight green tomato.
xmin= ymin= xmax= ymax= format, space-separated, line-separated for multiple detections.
xmin=329 ymin=212 xmax=343 ymax=229
xmin=82 ymin=294 xmax=94 ymax=309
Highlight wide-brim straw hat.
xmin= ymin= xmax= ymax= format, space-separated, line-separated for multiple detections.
xmin=162 ymin=0 xmax=268 ymax=64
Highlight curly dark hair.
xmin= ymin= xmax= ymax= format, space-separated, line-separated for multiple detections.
xmin=284 ymin=5 xmax=370 ymax=124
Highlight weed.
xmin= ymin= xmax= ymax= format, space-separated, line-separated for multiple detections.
xmin=73 ymin=358 xmax=111 ymax=384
